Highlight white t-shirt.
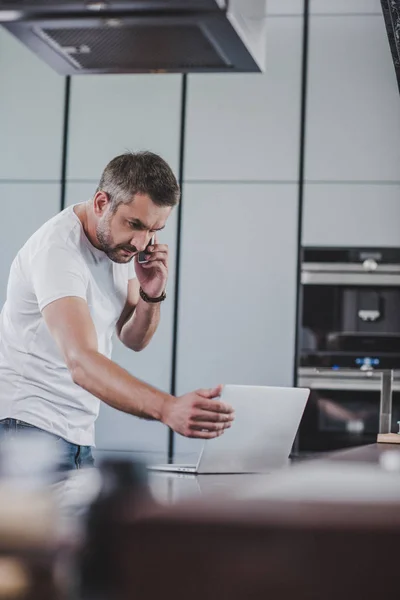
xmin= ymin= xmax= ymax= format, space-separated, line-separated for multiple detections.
xmin=0 ymin=205 xmax=135 ymax=446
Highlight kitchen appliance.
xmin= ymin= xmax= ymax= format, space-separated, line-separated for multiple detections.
xmin=381 ymin=0 xmax=400 ymax=94
xmin=297 ymin=247 xmax=400 ymax=452
xmin=0 ymin=0 xmax=267 ymax=74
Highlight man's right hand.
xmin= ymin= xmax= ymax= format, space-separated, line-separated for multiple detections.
xmin=162 ymin=385 xmax=235 ymax=439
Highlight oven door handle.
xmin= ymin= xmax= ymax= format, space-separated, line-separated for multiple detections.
xmin=301 ymin=271 xmax=400 ymax=286
xmin=298 ymin=377 xmax=400 ymax=392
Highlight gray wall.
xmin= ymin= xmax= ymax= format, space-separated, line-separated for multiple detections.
xmin=302 ymin=0 xmax=400 ymax=247
xmin=1 ymin=0 xmax=399 ymax=457
xmin=0 ymin=29 xmax=63 ymax=307
xmin=174 ymin=9 xmax=303 ymax=453
xmin=64 ymin=74 xmax=182 ymax=454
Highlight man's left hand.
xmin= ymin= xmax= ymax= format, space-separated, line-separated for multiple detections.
xmin=135 ymin=237 xmax=169 ymax=299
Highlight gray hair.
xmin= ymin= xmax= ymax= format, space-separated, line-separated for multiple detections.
xmin=96 ymin=151 xmax=180 ymax=211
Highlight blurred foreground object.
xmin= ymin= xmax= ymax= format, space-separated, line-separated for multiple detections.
xmin=0 ymin=432 xmax=68 ymax=600
xmin=0 ymin=557 xmax=30 ymax=599
xmin=80 ymin=458 xmax=155 ymax=600
xmin=80 ymin=458 xmax=400 ymax=600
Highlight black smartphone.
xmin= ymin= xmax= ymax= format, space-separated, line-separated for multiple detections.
xmin=138 ymin=235 xmax=155 ymax=264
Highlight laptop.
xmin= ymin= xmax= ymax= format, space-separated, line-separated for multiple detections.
xmin=148 ymin=384 xmax=310 ymax=474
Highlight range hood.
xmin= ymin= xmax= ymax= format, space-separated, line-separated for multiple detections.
xmin=381 ymin=0 xmax=400 ymax=92
xmin=0 ymin=0 xmax=266 ymax=74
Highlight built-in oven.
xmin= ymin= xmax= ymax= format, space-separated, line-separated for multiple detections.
xmin=297 ymin=247 xmax=400 ymax=452
xmin=298 ymin=368 xmax=400 ymax=451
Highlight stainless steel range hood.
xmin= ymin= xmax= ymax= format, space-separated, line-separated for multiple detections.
xmin=0 ymin=0 xmax=267 ymax=74
xmin=381 ymin=0 xmax=400 ymax=92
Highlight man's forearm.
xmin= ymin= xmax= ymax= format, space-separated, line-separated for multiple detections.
xmin=70 ymin=348 xmax=172 ymax=420
xmin=119 ymin=298 xmax=161 ymax=351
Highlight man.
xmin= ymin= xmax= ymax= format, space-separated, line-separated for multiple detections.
xmin=0 ymin=151 xmax=234 ymax=470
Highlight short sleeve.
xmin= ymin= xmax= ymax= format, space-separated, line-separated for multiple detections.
xmin=31 ymin=245 xmax=89 ymax=312
xmin=128 ymin=259 xmax=137 ymax=280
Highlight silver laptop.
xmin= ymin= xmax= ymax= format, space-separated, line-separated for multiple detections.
xmin=148 ymin=384 xmax=310 ymax=474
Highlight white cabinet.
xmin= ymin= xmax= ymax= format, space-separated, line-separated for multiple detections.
xmin=174 ymin=182 xmax=299 ymax=453
xmin=310 ymin=0 xmax=382 ymax=14
xmin=183 ymin=16 xmax=303 ymax=182
xmin=267 ymin=0 xmax=381 ymax=16
xmin=0 ymin=184 xmax=60 ymax=307
xmin=303 ymin=184 xmax=400 ymax=247
xmin=305 ymin=15 xmax=400 ymax=182
xmin=67 ymin=75 xmax=182 ymax=181
xmin=65 ymin=183 xmax=178 ymax=452
xmin=267 ymin=1 xmax=303 ymax=15
xmin=0 ymin=29 xmax=65 ymax=181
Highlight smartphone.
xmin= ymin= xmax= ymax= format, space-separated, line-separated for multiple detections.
xmin=138 ymin=235 xmax=155 ymax=264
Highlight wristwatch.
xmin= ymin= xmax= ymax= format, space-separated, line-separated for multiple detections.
xmin=139 ymin=287 xmax=167 ymax=304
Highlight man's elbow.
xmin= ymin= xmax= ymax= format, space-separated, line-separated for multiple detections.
xmin=125 ymin=340 xmax=149 ymax=352
xmin=119 ymin=332 xmax=149 ymax=352
xmin=66 ymin=351 xmax=93 ymax=387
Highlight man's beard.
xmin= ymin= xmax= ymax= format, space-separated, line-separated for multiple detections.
xmin=96 ymin=218 xmax=137 ymax=264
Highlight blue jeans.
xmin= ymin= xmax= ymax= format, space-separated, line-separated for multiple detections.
xmin=0 ymin=418 xmax=95 ymax=472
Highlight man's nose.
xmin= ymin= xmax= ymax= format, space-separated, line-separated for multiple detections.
xmin=132 ymin=232 xmax=150 ymax=252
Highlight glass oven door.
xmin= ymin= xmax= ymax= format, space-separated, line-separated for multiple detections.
xmin=300 ymin=260 xmax=400 ymax=370
xmin=298 ymin=369 xmax=400 ymax=451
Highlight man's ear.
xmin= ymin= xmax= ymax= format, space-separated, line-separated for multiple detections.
xmin=93 ymin=191 xmax=111 ymax=217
